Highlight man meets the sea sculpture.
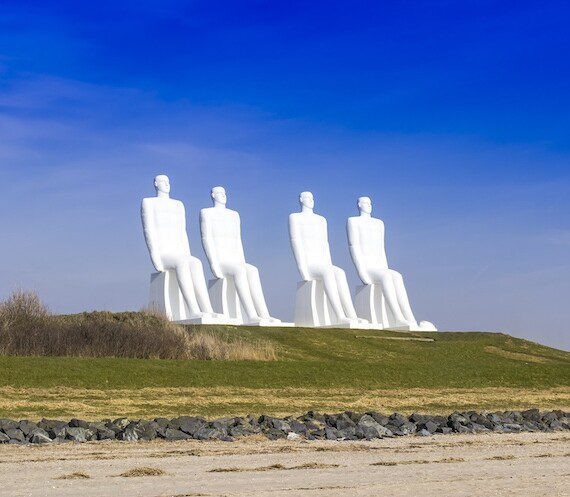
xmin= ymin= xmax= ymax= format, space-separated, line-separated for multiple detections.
xmin=289 ymin=191 xmax=369 ymax=328
xmin=200 ymin=186 xmax=286 ymax=326
xmin=141 ymin=175 xmax=226 ymax=323
xmin=347 ymin=196 xmax=437 ymax=331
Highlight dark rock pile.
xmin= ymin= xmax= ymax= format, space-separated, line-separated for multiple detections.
xmin=1 ymin=409 xmax=568 ymax=444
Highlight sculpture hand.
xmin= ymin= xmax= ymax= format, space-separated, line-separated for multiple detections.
xmin=212 ymin=265 xmax=223 ymax=279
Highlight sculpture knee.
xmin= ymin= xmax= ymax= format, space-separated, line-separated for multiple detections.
xmin=188 ymin=256 xmax=203 ymax=271
xmin=333 ymin=266 xmax=347 ymax=280
xmin=390 ymin=269 xmax=403 ymax=282
xmin=245 ymin=263 xmax=259 ymax=278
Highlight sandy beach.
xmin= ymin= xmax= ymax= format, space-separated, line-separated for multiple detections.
xmin=1 ymin=432 xmax=568 ymax=496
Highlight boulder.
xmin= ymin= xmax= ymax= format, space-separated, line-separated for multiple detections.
xmin=29 ymin=429 xmax=52 ymax=444
xmin=164 ymin=428 xmax=192 ymax=440
xmin=0 ymin=432 xmax=10 ymax=443
xmin=178 ymin=417 xmax=207 ymax=436
xmin=5 ymin=429 xmax=25 ymax=442
xmin=69 ymin=418 xmax=90 ymax=429
xmin=19 ymin=420 xmax=38 ymax=436
xmin=193 ymin=426 xmax=222 ymax=440
xmin=65 ymin=427 xmax=94 ymax=442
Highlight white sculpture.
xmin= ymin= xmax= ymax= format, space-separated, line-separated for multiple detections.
xmin=141 ymin=175 xmax=225 ymax=323
xmin=289 ymin=191 xmax=368 ymax=328
xmin=200 ymin=186 xmax=285 ymax=326
xmin=347 ymin=196 xmax=437 ymax=331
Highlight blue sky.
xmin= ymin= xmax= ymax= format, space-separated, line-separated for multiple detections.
xmin=1 ymin=1 xmax=569 ymax=349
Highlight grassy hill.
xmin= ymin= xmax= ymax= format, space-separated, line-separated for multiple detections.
xmin=1 ymin=322 xmax=568 ymax=419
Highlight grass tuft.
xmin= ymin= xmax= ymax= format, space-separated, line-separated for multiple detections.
xmin=55 ymin=472 xmax=91 ymax=480
xmin=117 ymin=467 xmax=166 ymax=477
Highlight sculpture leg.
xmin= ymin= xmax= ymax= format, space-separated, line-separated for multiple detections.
xmin=332 ymin=266 xmax=358 ymax=319
xmin=390 ymin=270 xmax=417 ymax=323
xmin=245 ymin=264 xmax=271 ymax=319
xmin=313 ymin=266 xmax=347 ymax=320
xmin=369 ymin=269 xmax=408 ymax=324
xmin=174 ymin=264 xmax=201 ymax=316
xmin=225 ymin=264 xmax=259 ymax=320
xmin=188 ymin=257 xmax=215 ymax=314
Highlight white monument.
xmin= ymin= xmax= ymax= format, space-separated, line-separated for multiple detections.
xmin=289 ymin=191 xmax=369 ymax=328
xmin=347 ymin=196 xmax=437 ymax=331
xmin=141 ymin=175 xmax=226 ymax=324
xmin=200 ymin=186 xmax=286 ymax=326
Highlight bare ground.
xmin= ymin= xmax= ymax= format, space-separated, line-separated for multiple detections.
xmin=1 ymin=432 xmax=568 ymax=496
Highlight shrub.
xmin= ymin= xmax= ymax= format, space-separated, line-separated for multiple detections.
xmin=0 ymin=291 xmax=276 ymax=361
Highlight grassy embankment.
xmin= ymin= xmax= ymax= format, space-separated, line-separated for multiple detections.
xmin=1 ymin=320 xmax=569 ymax=419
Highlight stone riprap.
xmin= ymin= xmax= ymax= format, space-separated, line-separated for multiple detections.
xmin=0 ymin=409 xmax=568 ymax=444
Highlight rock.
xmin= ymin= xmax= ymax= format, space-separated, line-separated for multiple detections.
xmin=289 ymin=420 xmax=308 ymax=435
xmin=19 ymin=420 xmax=38 ymax=436
xmin=97 ymin=428 xmax=116 ymax=440
xmin=338 ymin=426 xmax=357 ymax=439
xmin=325 ymin=427 xmax=340 ymax=440
xmin=522 ymin=409 xmax=541 ymax=422
xmin=154 ymin=417 xmax=170 ymax=427
xmin=177 ymin=417 xmax=207 ymax=436
xmin=419 ymin=421 xmax=439 ymax=434
xmin=502 ymin=423 xmax=522 ymax=433
xmin=69 ymin=418 xmax=90 ymax=429
xmin=265 ymin=428 xmax=287 ymax=440
xmin=367 ymin=412 xmax=390 ymax=425
xmin=0 ymin=419 xmax=18 ymax=432
xmin=287 ymin=432 xmax=301 ymax=440
xmin=468 ymin=422 xmax=490 ymax=433
xmin=112 ymin=418 xmax=130 ymax=430
xmin=418 ymin=429 xmax=431 ymax=437
xmin=356 ymin=415 xmax=392 ymax=439
xmin=118 ymin=425 xmax=141 ymax=441
xmin=193 ymin=426 xmax=222 ymax=440
xmin=449 ymin=413 xmax=469 ymax=425
xmin=65 ymin=427 xmax=94 ymax=442
xmin=388 ymin=413 xmax=407 ymax=427
xmin=542 ymin=412 xmax=558 ymax=423
xmin=5 ymin=429 xmax=25 ymax=442
xmin=549 ymin=420 xmax=564 ymax=431
xmin=334 ymin=413 xmax=355 ymax=430
xmin=29 ymin=429 xmax=52 ymax=444
xmin=162 ymin=428 xmax=191 ymax=440
xmin=0 ymin=432 xmax=10 ymax=443
xmin=271 ymin=419 xmax=292 ymax=433
xmin=437 ymin=426 xmax=453 ymax=435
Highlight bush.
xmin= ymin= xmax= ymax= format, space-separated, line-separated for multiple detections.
xmin=0 ymin=291 xmax=276 ymax=361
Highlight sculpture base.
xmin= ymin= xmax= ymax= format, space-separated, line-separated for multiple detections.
xmin=294 ymin=280 xmax=367 ymax=328
xmin=175 ymin=315 xmax=241 ymax=325
xmin=245 ymin=319 xmax=295 ymax=327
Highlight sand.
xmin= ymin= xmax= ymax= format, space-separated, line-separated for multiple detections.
xmin=0 ymin=432 xmax=568 ymax=496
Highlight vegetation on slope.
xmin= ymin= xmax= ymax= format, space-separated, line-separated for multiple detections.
xmin=0 ymin=291 xmax=568 ymax=418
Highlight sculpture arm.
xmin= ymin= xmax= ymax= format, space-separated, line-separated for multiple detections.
xmin=180 ymin=204 xmax=192 ymax=255
xmin=200 ymin=211 xmax=223 ymax=278
xmin=141 ymin=200 xmax=164 ymax=272
xmin=289 ymin=216 xmax=311 ymax=281
xmin=347 ymin=219 xmax=371 ymax=284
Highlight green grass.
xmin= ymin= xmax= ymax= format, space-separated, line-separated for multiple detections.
xmin=1 ymin=326 xmax=567 ymax=390
xmin=0 ymin=324 xmax=568 ymax=418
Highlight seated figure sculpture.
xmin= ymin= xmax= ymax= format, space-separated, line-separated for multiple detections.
xmin=200 ymin=186 xmax=283 ymax=326
xmin=141 ymin=175 xmax=223 ymax=323
xmin=289 ymin=191 xmax=368 ymax=328
xmin=347 ymin=196 xmax=437 ymax=331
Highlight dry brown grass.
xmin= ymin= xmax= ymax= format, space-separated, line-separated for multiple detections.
xmin=486 ymin=455 xmax=516 ymax=461
xmin=209 ymin=462 xmax=340 ymax=472
xmin=117 ymin=466 xmax=166 ymax=477
xmin=0 ymin=291 xmax=275 ymax=361
xmin=55 ymin=471 xmax=91 ymax=479
xmin=371 ymin=457 xmax=465 ymax=466
xmin=2 ymin=385 xmax=568 ymax=420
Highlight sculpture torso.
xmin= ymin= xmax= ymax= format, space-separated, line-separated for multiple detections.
xmin=289 ymin=211 xmax=333 ymax=267
xmin=142 ymin=197 xmax=190 ymax=259
xmin=348 ymin=215 xmax=388 ymax=271
xmin=200 ymin=207 xmax=245 ymax=264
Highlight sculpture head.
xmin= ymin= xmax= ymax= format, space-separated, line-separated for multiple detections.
xmin=211 ymin=186 xmax=227 ymax=206
xmin=357 ymin=196 xmax=372 ymax=215
xmin=154 ymin=175 xmax=171 ymax=195
xmin=299 ymin=191 xmax=314 ymax=210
